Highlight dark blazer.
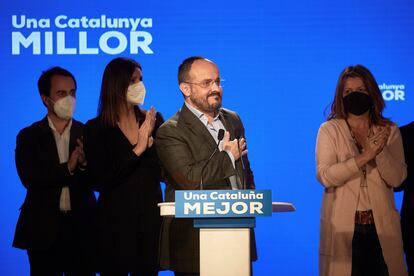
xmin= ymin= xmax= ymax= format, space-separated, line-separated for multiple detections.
xmin=397 ymin=122 xmax=414 ymax=268
xmin=13 ymin=117 xmax=97 ymax=251
xmin=156 ymin=104 xmax=256 ymax=273
xmin=84 ymin=111 xmax=163 ymax=273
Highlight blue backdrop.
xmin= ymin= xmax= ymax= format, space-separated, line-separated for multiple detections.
xmin=1 ymin=0 xmax=413 ymax=275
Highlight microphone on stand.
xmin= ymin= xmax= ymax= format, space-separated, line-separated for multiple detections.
xmin=200 ymin=129 xmax=225 ymax=190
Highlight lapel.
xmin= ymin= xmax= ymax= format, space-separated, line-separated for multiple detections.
xmin=179 ymin=104 xmax=238 ymax=144
xmin=179 ymin=104 xmax=217 ymax=151
xmin=179 ymin=104 xmax=242 ymax=186
xmin=38 ymin=117 xmax=61 ymax=165
xmin=69 ymin=120 xmax=82 ymax=153
xmin=219 ymin=110 xmax=244 ymax=183
xmin=218 ymin=109 xmax=235 ymax=140
xmin=337 ymin=119 xmax=360 ymax=157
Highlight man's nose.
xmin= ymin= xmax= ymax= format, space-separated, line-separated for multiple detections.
xmin=211 ymin=80 xmax=221 ymax=90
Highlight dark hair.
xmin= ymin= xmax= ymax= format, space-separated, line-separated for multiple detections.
xmin=98 ymin=57 xmax=142 ymax=127
xmin=37 ymin=66 xmax=76 ymax=97
xmin=327 ymin=65 xmax=390 ymax=125
xmin=178 ymin=56 xmax=205 ymax=84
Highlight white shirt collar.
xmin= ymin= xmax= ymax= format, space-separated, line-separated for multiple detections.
xmin=184 ymin=101 xmax=220 ymax=126
xmin=47 ymin=115 xmax=72 ymax=136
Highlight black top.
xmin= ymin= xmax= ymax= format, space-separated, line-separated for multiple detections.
xmin=398 ymin=122 xmax=414 ymax=249
xmin=84 ymin=110 xmax=164 ymax=273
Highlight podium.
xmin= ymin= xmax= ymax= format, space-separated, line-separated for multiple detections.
xmin=158 ymin=190 xmax=295 ymax=276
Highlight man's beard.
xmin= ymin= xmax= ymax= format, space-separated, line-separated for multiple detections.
xmin=191 ymin=93 xmax=222 ymax=114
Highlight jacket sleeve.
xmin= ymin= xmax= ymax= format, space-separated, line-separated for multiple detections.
xmin=395 ymin=123 xmax=414 ymax=192
xmin=375 ymin=125 xmax=407 ymax=188
xmin=315 ymin=123 xmax=360 ymax=188
xmin=83 ymin=120 xmax=141 ymax=193
xmin=15 ymin=128 xmax=74 ymax=191
xmin=156 ymin=124 xmax=235 ymax=190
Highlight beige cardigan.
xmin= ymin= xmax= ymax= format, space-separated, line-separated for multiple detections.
xmin=315 ymin=119 xmax=407 ymax=276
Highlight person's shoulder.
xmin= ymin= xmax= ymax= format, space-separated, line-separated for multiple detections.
xmin=71 ymin=118 xmax=84 ymax=128
xmin=155 ymin=111 xmax=164 ymax=122
xmin=400 ymin=121 xmax=414 ymax=133
xmin=157 ymin=110 xmax=184 ymax=140
xmin=220 ymin=107 xmax=238 ymax=117
xmin=85 ymin=116 xmax=101 ymax=128
xmin=84 ymin=116 xmax=106 ymax=136
xmin=317 ymin=119 xmax=350 ymax=140
xmin=160 ymin=110 xmax=180 ymax=129
xmin=319 ymin=118 xmax=343 ymax=130
xmin=17 ymin=118 xmax=47 ymax=137
xmin=377 ymin=120 xmax=398 ymax=133
xmin=220 ymin=107 xmax=243 ymax=124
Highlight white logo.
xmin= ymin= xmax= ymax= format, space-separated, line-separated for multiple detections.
xmin=11 ymin=14 xmax=154 ymax=55
xmin=379 ymin=83 xmax=405 ymax=101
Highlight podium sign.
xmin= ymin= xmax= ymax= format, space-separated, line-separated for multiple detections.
xmin=160 ymin=190 xmax=294 ymax=276
xmin=175 ymin=189 xmax=272 ymax=218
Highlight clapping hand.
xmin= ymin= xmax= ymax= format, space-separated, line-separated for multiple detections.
xmin=68 ymin=138 xmax=87 ymax=173
xmin=133 ymin=106 xmax=157 ymax=156
xmin=364 ymin=125 xmax=391 ymax=159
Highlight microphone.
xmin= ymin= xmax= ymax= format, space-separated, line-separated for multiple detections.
xmin=235 ymin=129 xmax=246 ymax=190
xmin=200 ymin=129 xmax=225 ymax=190
xmin=217 ymin=128 xmax=225 ymax=141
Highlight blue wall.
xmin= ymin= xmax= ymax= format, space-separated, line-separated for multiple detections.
xmin=1 ymin=0 xmax=413 ymax=275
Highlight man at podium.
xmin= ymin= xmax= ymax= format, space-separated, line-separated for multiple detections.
xmin=156 ymin=56 xmax=256 ymax=275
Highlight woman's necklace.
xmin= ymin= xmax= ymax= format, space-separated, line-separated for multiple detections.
xmin=345 ymin=119 xmax=372 ymax=179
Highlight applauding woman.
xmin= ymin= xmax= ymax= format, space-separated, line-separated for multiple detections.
xmin=84 ymin=57 xmax=163 ymax=276
xmin=316 ymin=65 xmax=407 ymax=276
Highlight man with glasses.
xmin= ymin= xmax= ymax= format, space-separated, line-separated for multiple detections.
xmin=156 ymin=56 xmax=256 ymax=276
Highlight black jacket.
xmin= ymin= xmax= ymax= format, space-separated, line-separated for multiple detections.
xmin=84 ymin=111 xmax=164 ymax=273
xmin=13 ymin=117 xmax=97 ymax=250
xmin=397 ymin=122 xmax=414 ymax=256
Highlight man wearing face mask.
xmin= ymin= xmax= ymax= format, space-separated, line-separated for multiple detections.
xmin=13 ymin=66 xmax=97 ymax=275
xmin=156 ymin=57 xmax=256 ymax=276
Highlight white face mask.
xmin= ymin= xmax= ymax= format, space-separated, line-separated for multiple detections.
xmin=52 ymin=95 xmax=76 ymax=120
xmin=126 ymin=81 xmax=146 ymax=105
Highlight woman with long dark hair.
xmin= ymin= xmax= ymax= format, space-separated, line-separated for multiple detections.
xmin=84 ymin=57 xmax=163 ymax=276
xmin=316 ymin=65 xmax=407 ymax=276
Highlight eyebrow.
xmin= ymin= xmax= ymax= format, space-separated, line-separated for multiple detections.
xmin=201 ymin=77 xmax=220 ymax=81
xmin=345 ymin=86 xmax=366 ymax=90
xmin=56 ymin=89 xmax=76 ymax=93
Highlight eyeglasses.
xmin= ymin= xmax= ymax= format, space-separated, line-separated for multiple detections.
xmin=183 ymin=78 xmax=223 ymax=89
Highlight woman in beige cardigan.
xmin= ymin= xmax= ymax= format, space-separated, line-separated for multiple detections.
xmin=316 ymin=65 xmax=407 ymax=276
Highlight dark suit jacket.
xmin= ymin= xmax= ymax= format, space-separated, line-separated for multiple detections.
xmin=397 ymin=122 xmax=414 ymax=257
xmin=84 ymin=111 xmax=164 ymax=273
xmin=156 ymin=104 xmax=256 ymax=273
xmin=13 ymin=117 xmax=97 ymax=251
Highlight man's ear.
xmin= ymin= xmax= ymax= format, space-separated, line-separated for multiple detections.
xmin=40 ymin=95 xmax=50 ymax=108
xmin=179 ymin=82 xmax=191 ymax=97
